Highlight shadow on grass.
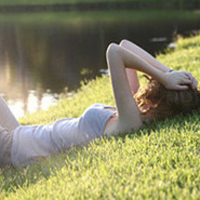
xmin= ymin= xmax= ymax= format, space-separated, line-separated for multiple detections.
xmin=116 ymin=109 xmax=200 ymax=143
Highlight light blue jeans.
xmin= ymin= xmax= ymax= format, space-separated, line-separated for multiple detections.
xmin=0 ymin=126 xmax=13 ymax=167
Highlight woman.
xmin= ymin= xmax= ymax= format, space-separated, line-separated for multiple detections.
xmin=0 ymin=40 xmax=199 ymax=167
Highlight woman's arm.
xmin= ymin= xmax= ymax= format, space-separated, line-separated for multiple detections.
xmin=120 ymin=39 xmax=198 ymax=89
xmin=120 ymin=40 xmax=171 ymax=72
xmin=125 ymin=68 xmax=139 ymax=95
xmin=106 ymin=43 xmax=192 ymax=135
xmin=120 ymin=39 xmax=170 ymax=95
xmin=106 ymin=44 xmax=142 ymax=134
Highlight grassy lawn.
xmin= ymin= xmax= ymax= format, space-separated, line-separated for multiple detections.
xmin=0 ymin=0 xmax=197 ymax=6
xmin=1 ymin=35 xmax=200 ymax=199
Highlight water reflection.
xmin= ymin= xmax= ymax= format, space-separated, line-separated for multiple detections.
xmin=0 ymin=11 xmax=199 ymax=118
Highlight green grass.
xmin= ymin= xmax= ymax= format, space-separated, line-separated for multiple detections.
xmin=0 ymin=0 xmax=197 ymax=6
xmin=1 ymin=35 xmax=200 ymax=199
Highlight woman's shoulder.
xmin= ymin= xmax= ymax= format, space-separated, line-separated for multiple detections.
xmin=83 ymin=103 xmax=116 ymax=115
xmin=86 ymin=103 xmax=116 ymax=110
xmin=88 ymin=103 xmax=112 ymax=108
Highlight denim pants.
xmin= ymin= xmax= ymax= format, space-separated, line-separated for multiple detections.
xmin=0 ymin=126 xmax=13 ymax=167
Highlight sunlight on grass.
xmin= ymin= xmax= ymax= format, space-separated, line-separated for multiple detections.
xmin=1 ymin=35 xmax=200 ymax=199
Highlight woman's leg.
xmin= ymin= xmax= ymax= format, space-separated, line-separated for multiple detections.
xmin=0 ymin=95 xmax=20 ymax=131
xmin=0 ymin=125 xmax=13 ymax=167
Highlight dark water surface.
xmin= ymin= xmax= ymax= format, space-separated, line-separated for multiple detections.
xmin=0 ymin=10 xmax=200 ymax=118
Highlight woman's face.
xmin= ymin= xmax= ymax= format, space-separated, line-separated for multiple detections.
xmin=139 ymin=103 xmax=155 ymax=121
xmin=141 ymin=110 xmax=155 ymax=122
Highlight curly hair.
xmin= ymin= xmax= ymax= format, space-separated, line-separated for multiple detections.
xmin=134 ymin=77 xmax=200 ymax=121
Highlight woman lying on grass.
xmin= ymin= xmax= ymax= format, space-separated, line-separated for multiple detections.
xmin=0 ymin=40 xmax=199 ymax=168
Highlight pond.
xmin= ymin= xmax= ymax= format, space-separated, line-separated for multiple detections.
xmin=0 ymin=10 xmax=200 ymax=118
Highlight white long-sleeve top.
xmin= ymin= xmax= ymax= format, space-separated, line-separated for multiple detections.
xmin=0 ymin=102 xmax=116 ymax=168
xmin=11 ymin=104 xmax=116 ymax=167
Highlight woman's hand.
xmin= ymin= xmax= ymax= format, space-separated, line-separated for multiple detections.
xmin=186 ymin=71 xmax=198 ymax=90
xmin=161 ymin=71 xmax=198 ymax=90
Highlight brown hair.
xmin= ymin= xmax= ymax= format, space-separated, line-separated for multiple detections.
xmin=134 ymin=77 xmax=200 ymax=121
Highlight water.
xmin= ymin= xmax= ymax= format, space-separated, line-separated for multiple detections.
xmin=0 ymin=10 xmax=199 ymax=118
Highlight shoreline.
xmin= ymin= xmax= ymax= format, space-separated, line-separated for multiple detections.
xmin=0 ymin=2 xmax=199 ymax=13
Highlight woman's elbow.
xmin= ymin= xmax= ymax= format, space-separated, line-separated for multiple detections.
xmin=119 ymin=39 xmax=129 ymax=47
xmin=106 ymin=43 xmax=120 ymax=58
